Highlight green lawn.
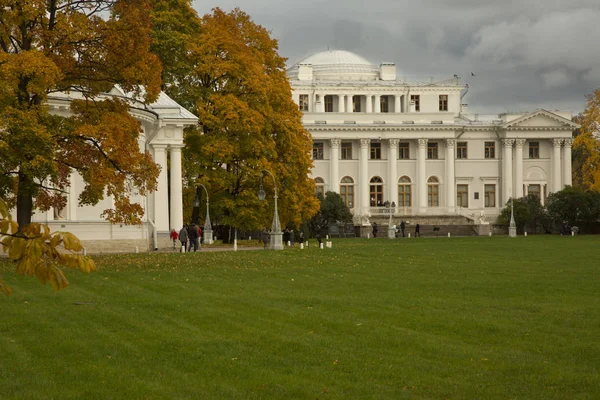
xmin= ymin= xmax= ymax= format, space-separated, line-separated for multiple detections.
xmin=1 ymin=236 xmax=599 ymax=399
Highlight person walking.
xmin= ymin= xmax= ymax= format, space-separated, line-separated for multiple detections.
xmin=372 ymin=222 xmax=378 ymax=238
xmin=415 ymin=223 xmax=420 ymax=238
xmin=400 ymin=221 xmax=406 ymax=238
xmin=179 ymin=225 xmax=188 ymax=251
xmin=261 ymin=228 xmax=269 ymax=249
xmin=169 ymin=229 xmax=179 ymax=250
xmin=188 ymin=223 xmax=199 ymax=252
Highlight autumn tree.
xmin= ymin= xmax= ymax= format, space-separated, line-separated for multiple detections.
xmin=572 ymin=89 xmax=600 ymax=192
xmin=0 ymin=1 xmax=162 ymax=293
xmin=0 ymin=0 xmax=162 ymax=228
xmin=151 ymin=6 xmax=319 ymax=238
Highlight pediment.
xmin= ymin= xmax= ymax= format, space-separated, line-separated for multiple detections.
xmin=503 ymin=110 xmax=579 ymax=130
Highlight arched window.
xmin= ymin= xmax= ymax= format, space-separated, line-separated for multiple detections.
xmin=398 ymin=176 xmax=412 ymax=207
xmin=428 ymin=176 xmax=440 ymax=207
xmin=340 ymin=176 xmax=354 ymax=208
xmin=315 ymin=177 xmax=325 ymax=197
xmin=370 ymin=176 xmax=384 ymax=206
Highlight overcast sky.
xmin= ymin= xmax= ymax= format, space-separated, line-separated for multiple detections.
xmin=193 ymin=0 xmax=599 ymax=115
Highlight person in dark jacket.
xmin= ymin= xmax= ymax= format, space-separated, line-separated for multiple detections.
xmin=261 ymin=228 xmax=269 ymax=249
xmin=179 ymin=225 xmax=188 ymax=251
xmin=372 ymin=222 xmax=378 ymax=238
xmin=415 ymin=223 xmax=420 ymax=238
xmin=188 ymin=223 xmax=199 ymax=252
xmin=400 ymin=221 xmax=406 ymax=237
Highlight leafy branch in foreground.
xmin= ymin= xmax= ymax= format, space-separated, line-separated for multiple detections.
xmin=0 ymin=198 xmax=96 ymax=296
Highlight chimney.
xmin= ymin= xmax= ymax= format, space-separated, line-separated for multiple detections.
xmin=298 ymin=64 xmax=313 ymax=80
xmin=380 ymin=63 xmax=396 ymax=81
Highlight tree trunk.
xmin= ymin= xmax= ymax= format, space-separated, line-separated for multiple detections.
xmin=16 ymin=173 xmax=34 ymax=229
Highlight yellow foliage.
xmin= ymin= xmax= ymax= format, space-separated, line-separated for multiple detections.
xmin=573 ymin=89 xmax=600 ymax=192
xmin=0 ymin=198 xmax=96 ymax=296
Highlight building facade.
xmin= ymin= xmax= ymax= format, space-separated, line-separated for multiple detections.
xmin=23 ymin=86 xmax=198 ymax=252
xmin=288 ymin=50 xmax=578 ymax=225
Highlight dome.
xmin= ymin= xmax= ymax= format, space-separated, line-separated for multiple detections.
xmin=287 ymin=50 xmax=380 ymax=80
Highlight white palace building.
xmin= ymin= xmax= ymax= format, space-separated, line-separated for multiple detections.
xmin=288 ymin=50 xmax=579 ymax=228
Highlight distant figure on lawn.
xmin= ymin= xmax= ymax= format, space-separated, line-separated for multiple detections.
xmin=372 ymin=222 xmax=378 ymax=238
xmin=415 ymin=223 xmax=420 ymax=238
xmin=261 ymin=228 xmax=269 ymax=249
xmin=188 ymin=223 xmax=199 ymax=252
xmin=400 ymin=221 xmax=406 ymax=237
xmin=179 ymin=225 xmax=188 ymax=251
xmin=169 ymin=229 xmax=178 ymax=250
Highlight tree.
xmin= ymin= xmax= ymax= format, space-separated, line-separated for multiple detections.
xmin=497 ymin=195 xmax=550 ymax=234
xmin=546 ymin=186 xmax=600 ymax=229
xmin=0 ymin=0 xmax=162 ymax=229
xmin=150 ymin=7 xmax=319 ymax=239
xmin=572 ymin=89 xmax=600 ymax=192
xmin=310 ymin=191 xmax=353 ymax=236
xmin=1 ymin=198 xmax=96 ymax=295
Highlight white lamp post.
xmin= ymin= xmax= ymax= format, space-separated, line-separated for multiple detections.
xmin=195 ymin=184 xmax=213 ymax=244
xmin=258 ymin=169 xmax=283 ymax=250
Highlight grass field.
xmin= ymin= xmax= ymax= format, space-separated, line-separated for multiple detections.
xmin=1 ymin=236 xmax=599 ymax=399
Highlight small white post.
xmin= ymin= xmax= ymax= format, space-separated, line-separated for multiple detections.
xmin=83 ymin=247 xmax=87 ymax=256
xmin=571 ymin=231 xmax=574 ymax=237
xmin=306 ymin=241 xmax=309 ymax=247
xmin=320 ymin=243 xmax=324 ymax=249
xmin=134 ymin=246 xmax=139 ymax=254
xmin=329 ymin=241 xmax=333 ymax=248
xmin=408 ymin=233 xmax=411 ymax=238
xmin=249 ymin=236 xmax=251 ymax=240
xmin=448 ymin=232 xmax=451 ymax=237
xmin=300 ymin=243 xmax=304 ymax=249
xmin=287 ymin=241 xmax=291 ymax=247
xmin=488 ymin=232 xmax=492 ymax=237
xmin=181 ymin=245 xmax=185 ymax=253
xmin=524 ymin=231 xmax=528 ymax=237
xmin=367 ymin=233 xmax=370 ymax=239
xmin=326 ymin=235 xmax=329 ymax=240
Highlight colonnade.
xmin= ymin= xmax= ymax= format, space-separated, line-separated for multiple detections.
xmin=314 ymin=93 xmax=409 ymax=113
xmin=501 ymin=138 xmax=572 ymax=204
xmin=324 ymin=137 xmax=573 ymax=216
xmin=152 ymin=144 xmax=184 ymax=232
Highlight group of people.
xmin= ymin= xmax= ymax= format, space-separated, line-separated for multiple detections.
xmin=372 ymin=221 xmax=420 ymax=238
xmin=170 ymin=223 xmax=203 ymax=252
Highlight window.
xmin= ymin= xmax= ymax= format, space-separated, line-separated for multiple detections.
xmin=456 ymin=142 xmax=467 ymax=159
xmin=352 ymin=95 xmax=361 ymax=112
xmin=340 ymin=177 xmax=354 ymax=208
xmin=528 ymin=184 xmax=541 ymax=199
xmin=380 ymin=96 xmax=389 ymax=113
xmin=427 ymin=176 xmax=440 ymax=207
xmin=529 ymin=141 xmax=540 ymax=159
xmin=315 ymin=177 xmax=325 ymax=197
xmin=484 ymin=184 xmax=496 ymax=207
xmin=427 ymin=142 xmax=438 ymax=159
xmin=370 ymin=177 xmax=384 ymax=206
xmin=312 ymin=142 xmax=323 ymax=160
xmin=410 ymin=95 xmax=420 ymax=112
xmin=324 ymin=95 xmax=334 ymax=112
xmin=398 ymin=176 xmax=412 ymax=207
xmin=341 ymin=142 xmax=352 ymax=160
xmin=299 ymin=94 xmax=309 ymax=111
xmin=439 ymin=95 xmax=448 ymax=111
xmin=457 ymin=184 xmax=468 ymax=208
xmin=485 ymin=142 xmax=495 ymax=159
xmin=370 ymin=142 xmax=381 ymax=160
xmin=399 ymin=142 xmax=410 ymax=160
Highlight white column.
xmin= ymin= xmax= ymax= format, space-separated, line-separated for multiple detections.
xmin=514 ymin=139 xmax=525 ymax=198
xmin=404 ymin=95 xmax=410 ymax=113
xmin=152 ymin=144 xmax=169 ymax=231
xmin=366 ymin=95 xmax=373 ymax=113
xmin=169 ymin=145 xmax=184 ymax=230
xmin=374 ymin=95 xmax=381 ymax=113
xmin=563 ymin=139 xmax=573 ymax=187
xmin=347 ymin=94 xmax=353 ymax=113
xmin=330 ymin=139 xmax=340 ymax=193
xmin=551 ymin=138 xmax=563 ymax=193
xmin=338 ymin=95 xmax=345 ymax=113
xmin=502 ymin=139 xmax=514 ymax=205
xmin=359 ymin=139 xmax=370 ymax=215
xmin=417 ymin=139 xmax=428 ymax=213
xmin=394 ymin=95 xmax=401 ymax=113
xmin=388 ymin=139 xmax=399 ymax=206
xmin=446 ymin=139 xmax=455 ymax=212
xmin=68 ymin=172 xmax=77 ymax=220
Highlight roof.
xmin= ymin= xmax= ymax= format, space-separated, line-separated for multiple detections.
xmin=287 ymin=50 xmax=379 ymax=79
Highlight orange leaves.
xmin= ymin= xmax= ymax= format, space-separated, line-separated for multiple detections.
xmin=574 ymin=89 xmax=600 ymax=192
xmin=0 ymin=198 xmax=97 ymax=295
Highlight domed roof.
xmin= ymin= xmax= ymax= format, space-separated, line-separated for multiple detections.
xmin=297 ymin=50 xmax=374 ymax=66
xmin=287 ymin=50 xmax=380 ymax=80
